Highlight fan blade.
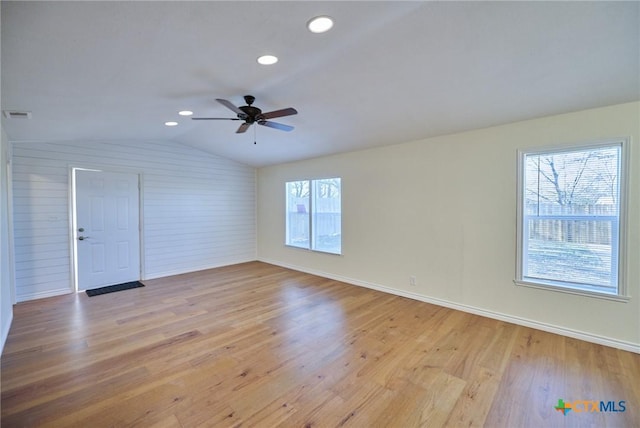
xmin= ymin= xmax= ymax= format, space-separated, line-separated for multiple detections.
xmin=259 ymin=120 xmax=294 ymax=132
xmin=216 ymin=98 xmax=245 ymax=115
xmin=261 ymin=107 xmax=298 ymax=120
xmin=191 ymin=117 xmax=241 ymax=120
xmin=236 ymin=123 xmax=251 ymax=134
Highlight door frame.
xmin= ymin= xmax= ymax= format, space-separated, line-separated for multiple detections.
xmin=69 ymin=165 xmax=145 ymax=293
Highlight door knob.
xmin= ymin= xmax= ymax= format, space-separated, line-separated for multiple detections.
xmin=78 ymin=236 xmax=90 ymax=241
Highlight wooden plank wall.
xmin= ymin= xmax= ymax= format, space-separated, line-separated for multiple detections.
xmin=11 ymin=140 xmax=256 ymax=301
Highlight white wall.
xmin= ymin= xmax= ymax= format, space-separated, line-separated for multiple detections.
xmin=12 ymin=140 xmax=256 ymax=302
xmin=1 ymin=1 xmax=14 ymax=354
xmin=1 ymin=129 xmax=14 ymax=353
xmin=258 ymin=102 xmax=640 ymax=352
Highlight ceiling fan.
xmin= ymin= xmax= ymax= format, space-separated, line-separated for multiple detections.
xmin=192 ymin=95 xmax=297 ymax=134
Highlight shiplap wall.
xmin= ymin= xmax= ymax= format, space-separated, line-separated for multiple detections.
xmin=12 ymin=140 xmax=256 ymax=302
xmin=1 ymin=129 xmax=13 ymax=352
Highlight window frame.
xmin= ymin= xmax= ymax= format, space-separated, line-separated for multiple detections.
xmin=514 ymin=138 xmax=630 ymax=301
xmin=285 ymin=177 xmax=342 ymax=255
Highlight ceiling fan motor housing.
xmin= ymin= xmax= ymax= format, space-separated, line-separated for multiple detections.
xmin=238 ymin=105 xmax=263 ymax=123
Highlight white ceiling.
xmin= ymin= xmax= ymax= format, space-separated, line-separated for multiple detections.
xmin=2 ymin=1 xmax=639 ymax=167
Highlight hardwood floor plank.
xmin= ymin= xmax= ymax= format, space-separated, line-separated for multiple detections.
xmin=146 ymin=413 xmax=184 ymax=428
xmin=443 ymin=366 xmax=500 ymax=427
xmin=415 ymin=370 xmax=467 ymax=427
xmin=2 ymin=261 xmax=638 ymax=427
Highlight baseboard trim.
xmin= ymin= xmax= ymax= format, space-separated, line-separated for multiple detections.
xmin=144 ymin=258 xmax=257 ymax=281
xmin=1 ymin=310 xmax=13 ymax=356
xmin=259 ymin=258 xmax=640 ymax=354
xmin=16 ymin=287 xmax=72 ymax=303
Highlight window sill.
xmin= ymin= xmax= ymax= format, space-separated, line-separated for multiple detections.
xmin=514 ymin=279 xmax=630 ymax=303
xmin=285 ymin=244 xmax=342 ymax=256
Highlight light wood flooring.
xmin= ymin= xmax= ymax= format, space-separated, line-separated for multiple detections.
xmin=2 ymin=261 xmax=639 ymax=427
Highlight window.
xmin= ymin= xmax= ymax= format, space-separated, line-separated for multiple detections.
xmin=516 ymin=141 xmax=627 ymax=298
xmin=286 ymin=178 xmax=341 ymax=254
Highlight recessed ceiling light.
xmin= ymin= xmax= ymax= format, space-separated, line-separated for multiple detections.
xmin=164 ymin=121 xmax=178 ymax=127
xmin=257 ymin=55 xmax=278 ymax=65
xmin=178 ymin=110 xmax=193 ymax=116
xmin=307 ymin=16 xmax=333 ymax=33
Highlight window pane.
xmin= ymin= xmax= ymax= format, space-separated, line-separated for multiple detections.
xmin=524 ymin=219 xmax=614 ymax=289
xmin=286 ymin=181 xmax=310 ymax=249
xmin=521 ymin=144 xmax=621 ymax=294
xmin=525 ymin=147 xmax=620 ymax=216
xmin=312 ymin=178 xmax=341 ymax=254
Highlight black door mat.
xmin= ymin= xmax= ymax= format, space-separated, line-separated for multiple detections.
xmin=85 ymin=281 xmax=145 ymax=297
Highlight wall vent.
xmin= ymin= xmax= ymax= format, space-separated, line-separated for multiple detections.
xmin=3 ymin=110 xmax=32 ymax=119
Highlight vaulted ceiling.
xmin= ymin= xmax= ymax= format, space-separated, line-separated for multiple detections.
xmin=2 ymin=1 xmax=639 ymax=167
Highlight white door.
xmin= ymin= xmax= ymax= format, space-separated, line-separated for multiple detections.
xmin=75 ymin=170 xmax=140 ymax=291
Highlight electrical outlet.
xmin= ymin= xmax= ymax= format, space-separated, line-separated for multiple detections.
xmin=409 ymin=276 xmax=416 ymax=286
